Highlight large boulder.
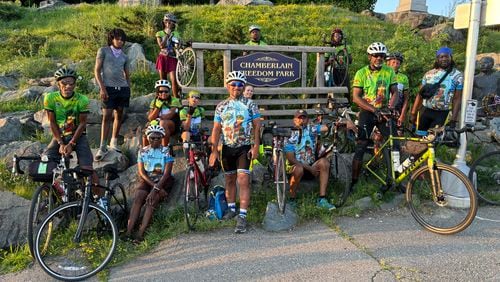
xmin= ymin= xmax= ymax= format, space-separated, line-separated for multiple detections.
xmin=385 ymin=11 xmax=446 ymax=29
xmin=124 ymin=43 xmax=156 ymax=73
xmin=0 ymin=117 xmax=23 ymax=145
xmin=0 ymin=190 xmax=30 ymax=249
xmin=2 ymin=111 xmax=43 ymax=138
xmin=420 ymin=23 xmax=465 ymax=42
xmin=91 ymin=149 xmax=130 ymax=175
xmin=0 ymin=75 xmax=18 ymax=90
xmin=0 ymin=141 xmax=44 ymax=174
xmin=128 ymin=93 xmax=154 ymax=113
xmin=86 ymin=99 xmax=103 ymax=125
xmin=0 ymin=86 xmax=49 ymax=103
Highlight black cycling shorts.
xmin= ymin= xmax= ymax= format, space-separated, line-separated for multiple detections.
xmin=221 ymin=145 xmax=251 ymax=175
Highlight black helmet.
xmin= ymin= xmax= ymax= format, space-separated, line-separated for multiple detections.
xmin=54 ymin=67 xmax=77 ymax=81
xmin=386 ymin=52 xmax=404 ymax=63
xmin=163 ymin=13 xmax=177 ymax=23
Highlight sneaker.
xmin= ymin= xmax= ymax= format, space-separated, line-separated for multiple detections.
xmin=109 ymin=144 xmax=122 ymax=153
xmin=222 ymin=209 xmax=237 ymax=220
xmin=94 ymin=147 xmax=108 ymax=161
xmin=316 ymin=198 xmax=336 ymax=211
xmin=234 ymin=215 xmax=247 ymax=234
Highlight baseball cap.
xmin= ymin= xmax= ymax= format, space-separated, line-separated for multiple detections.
xmin=294 ymin=109 xmax=308 ymax=118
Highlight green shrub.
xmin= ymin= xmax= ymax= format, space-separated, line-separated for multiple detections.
xmin=0 ymin=2 xmax=25 ymax=21
xmin=18 ymin=57 xmax=57 ymax=79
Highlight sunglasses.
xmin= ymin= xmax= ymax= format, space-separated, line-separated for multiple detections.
xmin=371 ymin=53 xmax=386 ymax=59
xmin=229 ymin=81 xmax=244 ymax=88
xmin=191 ymin=96 xmax=201 ymax=100
xmin=158 ymin=90 xmax=170 ymax=94
xmin=297 ymin=115 xmax=307 ymax=119
xmin=60 ymin=81 xmax=75 ymax=86
xmin=149 ymin=136 xmax=162 ymax=141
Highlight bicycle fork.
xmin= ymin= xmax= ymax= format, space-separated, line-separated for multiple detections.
xmin=427 ymin=158 xmax=447 ymax=207
xmin=73 ymin=180 xmax=92 ymax=243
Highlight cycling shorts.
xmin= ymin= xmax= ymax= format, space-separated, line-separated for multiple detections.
xmin=103 ymin=86 xmax=130 ymax=109
xmin=221 ymin=145 xmax=251 ymax=175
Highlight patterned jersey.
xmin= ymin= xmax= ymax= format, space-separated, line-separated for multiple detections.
xmin=150 ymin=97 xmax=182 ymax=116
xmin=421 ymin=68 xmax=464 ymax=111
xmin=179 ymin=106 xmax=205 ymax=135
xmin=156 ymin=30 xmax=181 ymax=57
xmin=214 ymin=96 xmax=261 ymax=147
xmin=245 ymin=40 xmax=267 ymax=46
xmin=137 ymin=145 xmax=174 ymax=181
xmin=352 ymin=65 xmax=397 ymax=109
xmin=284 ymin=124 xmax=321 ymax=166
xmin=43 ymin=91 xmax=90 ymax=136
xmin=394 ymin=72 xmax=410 ymax=111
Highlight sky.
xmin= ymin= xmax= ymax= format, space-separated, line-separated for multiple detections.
xmin=374 ymin=0 xmax=465 ymax=17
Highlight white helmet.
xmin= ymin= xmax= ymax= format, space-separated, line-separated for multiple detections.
xmin=145 ymin=124 xmax=166 ymax=137
xmin=367 ymin=42 xmax=388 ymax=55
xmin=249 ymin=25 xmax=261 ymax=32
xmin=225 ymin=71 xmax=247 ymax=84
xmin=155 ymin=79 xmax=171 ymax=90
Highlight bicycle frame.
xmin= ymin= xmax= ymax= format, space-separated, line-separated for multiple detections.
xmin=187 ymin=141 xmax=210 ymax=188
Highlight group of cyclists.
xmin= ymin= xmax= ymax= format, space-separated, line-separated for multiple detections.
xmin=41 ymin=12 xmax=464 ymax=238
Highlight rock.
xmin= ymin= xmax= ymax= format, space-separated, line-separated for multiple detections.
xmin=128 ymin=93 xmax=155 ymax=113
xmin=27 ymin=76 xmax=55 ymax=87
xmin=0 ymin=141 xmax=44 ymax=173
xmin=91 ymin=149 xmax=130 ymax=174
xmin=262 ymin=202 xmax=298 ymax=232
xmin=217 ymin=0 xmax=273 ymax=5
xmin=118 ymin=0 xmax=160 ymax=7
xmin=122 ymin=128 xmax=143 ymax=165
xmin=120 ymin=112 xmax=148 ymax=137
xmin=489 ymin=117 xmax=500 ymax=143
xmin=0 ymin=117 xmax=23 ymax=144
xmin=380 ymin=194 xmax=405 ymax=211
xmin=360 ymin=9 xmax=385 ymax=21
xmin=420 ymin=23 xmax=465 ymax=42
xmin=116 ymin=164 xmax=138 ymax=199
xmin=0 ymin=75 xmax=18 ymax=90
xmin=0 ymin=86 xmax=49 ymax=103
xmin=0 ymin=91 xmax=18 ymax=103
xmin=123 ymin=43 xmax=156 ymax=73
xmin=354 ymin=196 xmax=376 ymax=210
xmin=251 ymin=162 xmax=266 ymax=186
xmin=385 ymin=11 xmax=446 ymax=29
xmin=87 ymin=99 xmax=102 ymax=125
xmin=0 ymin=190 xmax=30 ymax=249
xmin=38 ymin=0 xmax=67 ymax=10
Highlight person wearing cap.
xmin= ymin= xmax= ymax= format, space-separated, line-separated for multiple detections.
xmin=155 ymin=13 xmax=181 ymax=98
xmin=350 ymin=42 xmax=399 ymax=194
xmin=284 ymin=109 xmax=335 ymax=210
xmin=410 ymin=47 xmax=463 ymax=134
xmin=245 ymin=25 xmax=267 ymax=46
xmin=209 ymin=71 xmax=261 ymax=234
xmin=180 ymin=90 xmax=206 ymax=152
xmin=385 ymin=51 xmax=409 ymax=130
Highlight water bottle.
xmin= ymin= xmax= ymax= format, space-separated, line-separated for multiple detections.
xmin=98 ymin=197 xmax=109 ymax=211
xmin=391 ymin=151 xmax=401 ymax=172
xmin=195 ymin=156 xmax=205 ymax=174
xmin=397 ymin=156 xmax=414 ymax=173
xmin=53 ymin=177 xmax=64 ymax=196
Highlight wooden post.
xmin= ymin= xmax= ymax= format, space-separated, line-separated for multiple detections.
xmin=195 ymin=50 xmax=204 ymax=87
xmin=316 ymin=53 xmax=325 ymax=87
xmin=301 ymin=52 xmax=307 ymax=87
xmin=223 ymin=50 xmax=231 ymax=86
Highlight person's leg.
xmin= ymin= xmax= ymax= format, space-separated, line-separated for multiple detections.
xmin=137 ymin=189 xmax=167 ymax=240
xmin=126 ymin=186 xmax=148 ymax=237
xmin=351 ymin=110 xmax=375 ymax=189
xmin=289 ymin=164 xmax=304 ymax=199
xmin=110 ymin=107 xmax=124 ymax=149
xmin=221 ymin=145 xmax=238 ymax=219
xmin=313 ymin=158 xmax=330 ymax=197
xmin=168 ymin=70 xmax=179 ymax=99
xmin=97 ymin=108 xmax=113 ymax=160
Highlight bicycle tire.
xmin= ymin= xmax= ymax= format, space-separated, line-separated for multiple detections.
xmin=335 ymin=48 xmax=349 ymax=87
xmin=183 ymin=166 xmax=199 ymax=230
xmin=175 ymin=47 xmax=196 ymax=88
xmin=27 ymin=183 xmax=59 ymax=259
xmin=275 ymin=151 xmax=287 ymax=214
xmin=34 ymin=201 xmax=118 ymax=281
xmin=337 ymin=127 xmax=356 ymax=153
xmin=406 ymin=163 xmax=477 ymax=235
xmin=330 ymin=153 xmax=351 ymax=207
xmin=468 ymin=150 xmax=500 ymax=205
xmin=109 ymin=183 xmax=129 ymax=232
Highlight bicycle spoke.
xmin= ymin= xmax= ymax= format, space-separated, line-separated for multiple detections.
xmin=184 ymin=166 xmax=199 ymax=230
xmin=469 ymin=151 xmax=500 ymax=205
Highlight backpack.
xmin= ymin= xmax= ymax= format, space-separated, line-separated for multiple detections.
xmin=207 ymin=185 xmax=228 ymax=220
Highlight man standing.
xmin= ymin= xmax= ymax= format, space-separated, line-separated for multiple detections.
xmin=385 ymin=52 xmax=409 ymax=128
xmin=245 ymin=25 xmax=267 ymax=46
xmin=209 ymin=71 xmax=261 ymax=233
xmin=351 ymin=42 xmax=399 ymax=193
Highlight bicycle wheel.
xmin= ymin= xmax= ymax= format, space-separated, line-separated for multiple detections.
xmin=184 ymin=166 xmax=199 ymax=230
xmin=337 ymin=127 xmax=356 ymax=153
xmin=469 ymin=151 xmax=500 ymax=205
xmin=334 ymin=48 xmax=349 ymax=87
xmin=27 ymin=183 xmax=60 ymax=258
xmin=406 ymin=163 xmax=477 ymax=235
xmin=175 ymin=47 xmax=196 ymax=88
xmin=275 ymin=151 xmax=287 ymax=214
xmin=109 ymin=183 xmax=129 ymax=232
xmin=330 ymin=153 xmax=351 ymax=207
xmin=34 ymin=202 xmax=117 ymax=281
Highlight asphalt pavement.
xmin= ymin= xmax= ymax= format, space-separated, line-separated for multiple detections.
xmin=2 ymin=205 xmax=499 ymax=281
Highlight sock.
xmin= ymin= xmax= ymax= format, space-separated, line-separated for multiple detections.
xmin=228 ymin=202 xmax=236 ymax=212
xmin=110 ymin=138 xmax=118 ymax=148
xmin=99 ymin=139 xmax=107 ymax=149
xmin=239 ymin=208 xmax=247 ymax=218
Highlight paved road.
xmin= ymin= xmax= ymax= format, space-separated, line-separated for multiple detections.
xmin=2 ymin=206 xmax=499 ymax=281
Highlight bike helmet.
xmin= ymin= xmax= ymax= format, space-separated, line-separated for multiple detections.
xmin=155 ymin=79 xmax=171 ymax=90
xmin=54 ymin=67 xmax=77 ymax=81
xmin=331 ymin=27 xmax=343 ymax=36
xmin=367 ymin=42 xmax=388 ymax=55
xmin=188 ymin=90 xmax=201 ymax=98
xmin=225 ymin=71 xmax=247 ymax=84
xmin=386 ymin=52 xmax=404 ymax=62
xmin=163 ymin=13 xmax=177 ymax=23
xmin=249 ymin=25 xmax=261 ymax=32
xmin=146 ymin=124 xmax=166 ymax=137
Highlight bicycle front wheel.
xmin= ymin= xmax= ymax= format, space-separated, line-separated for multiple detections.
xmin=184 ymin=166 xmax=199 ymax=230
xmin=469 ymin=151 xmax=500 ymax=205
xmin=406 ymin=163 xmax=477 ymax=235
xmin=28 ymin=183 xmax=60 ymax=259
xmin=275 ymin=151 xmax=288 ymax=214
xmin=175 ymin=47 xmax=196 ymax=88
xmin=34 ymin=202 xmax=118 ymax=281
xmin=330 ymin=153 xmax=351 ymax=207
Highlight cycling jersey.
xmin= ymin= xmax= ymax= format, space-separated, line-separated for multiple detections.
xmin=137 ymin=145 xmax=174 ymax=181
xmin=156 ymin=30 xmax=181 ymax=58
xmin=150 ymin=96 xmax=182 ymax=115
xmin=394 ymin=72 xmax=409 ymax=111
xmin=245 ymin=40 xmax=267 ymax=46
xmin=284 ymin=124 xmax=321 ymax=166
xmin=421 ymin=68 xmax=463 ymax=111
xmin=179 ymin=106 xmax=205 ymax=135
xmin=43 ymin=91 xmax=90 ymax=136
xmin=214 ymin=96 xmax=260 ymax=148
xmin=353 ymin=65 xmax=397 ymax=109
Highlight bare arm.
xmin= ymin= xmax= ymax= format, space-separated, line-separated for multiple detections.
xmin=353 ymin=87 xmax=376 ymax=113
xmin=94 ymin=56 xmax=108 ymax=101
xmin=209 ymin=122 xmax=222 ymax=166
xmin=451 ymin=89 xmax=462 ymax=123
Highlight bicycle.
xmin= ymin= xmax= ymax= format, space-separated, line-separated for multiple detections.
xmin=183 ymin=134 xmax=217 ymax=230
xmin=33 ymin=165 xmax=119 ymax=281
xmin=174 ymin=40 xmax=196 ymax=88
xmin=362 ymin=109 xmax=477 ymax=235
xmin=321 ymin=34 xmax=350 ymax=88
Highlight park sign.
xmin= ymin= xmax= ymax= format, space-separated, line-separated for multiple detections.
xmin=232 ymin=52 xmax=301 ymax=87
